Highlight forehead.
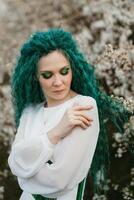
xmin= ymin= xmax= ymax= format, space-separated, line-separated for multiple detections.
xmin=38 ymin=50 xmax=69 ymax=71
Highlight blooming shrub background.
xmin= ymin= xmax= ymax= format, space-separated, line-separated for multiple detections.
xmin=0 ymin=0 xmax=134 ymax=199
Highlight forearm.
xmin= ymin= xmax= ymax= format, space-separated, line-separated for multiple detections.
xmin=18 ymin=109 xmax=99 ymax=193
xmin=8 ymin=134 xmax=56 ymax=178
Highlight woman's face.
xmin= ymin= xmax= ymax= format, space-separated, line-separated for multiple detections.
xmin=38 ymin=50 xmax=73 ymax=106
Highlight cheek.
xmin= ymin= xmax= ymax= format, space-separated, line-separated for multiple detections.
xmin=39 ymin=78 xmax=50 ymax=89
xmin=66 ymin=72 xmax=72 ymax=84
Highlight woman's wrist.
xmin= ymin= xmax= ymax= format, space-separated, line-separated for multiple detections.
xmin=47 ymin=127 xmax=61 ymax=145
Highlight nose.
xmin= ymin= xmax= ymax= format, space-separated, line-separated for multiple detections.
xmin=52 ymin=75 xmax=63 ymax=86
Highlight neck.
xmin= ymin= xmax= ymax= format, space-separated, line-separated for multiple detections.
xmin=44 ymin=90 xmax=78 ymax=108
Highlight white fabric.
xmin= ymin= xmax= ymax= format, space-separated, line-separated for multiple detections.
xmin=8 ymin=94 xmax=100 ymax=200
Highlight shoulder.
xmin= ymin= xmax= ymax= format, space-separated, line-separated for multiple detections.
xmin=76 ymin=95 xmax=100 ymax=127
xmin=76 ymin=95 xmax=99 ymax=117
xmin=77 ymin=94 xmax=97 ymax=107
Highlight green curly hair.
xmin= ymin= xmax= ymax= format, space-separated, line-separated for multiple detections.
xmin=11 ymin=28 xmax=132 ymax=194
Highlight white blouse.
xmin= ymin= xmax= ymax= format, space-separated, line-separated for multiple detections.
xmin=8 ymin=94 xmax=100 ymax=200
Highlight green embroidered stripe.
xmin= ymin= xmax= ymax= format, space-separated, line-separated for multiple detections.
xmin=76 ymin=177 xmax=87 ymax=200
xmin=32 ymin=194 xmax=56 ymax=200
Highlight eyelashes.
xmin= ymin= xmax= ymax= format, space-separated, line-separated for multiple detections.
xmin=61 ymin=67 xmax=70 ymax=75
xmin=41 ymin=72 xmax=52 ymax=79
xmin=40 ymin=67 xmax=70 ymax=79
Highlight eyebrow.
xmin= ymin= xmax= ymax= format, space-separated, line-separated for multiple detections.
xmin=40 ymin=65 xmax=70 ymax=73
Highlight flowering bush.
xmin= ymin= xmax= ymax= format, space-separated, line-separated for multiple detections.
xmin=0 ymin=0 xmax=134 ymax=199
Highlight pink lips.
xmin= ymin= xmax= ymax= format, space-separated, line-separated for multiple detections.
xmin=53 ymin=90 xmax=64 ymax=93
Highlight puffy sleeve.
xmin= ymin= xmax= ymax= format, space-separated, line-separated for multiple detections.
xmin=17 ymin=97 xmax=100 ymax=194
xmin=8 ymin=106 xmax=56 ymax=178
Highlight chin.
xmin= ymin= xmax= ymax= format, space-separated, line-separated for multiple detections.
xmin=53 ymin=94 xmax=66 ymax=99
xmin=52 ymin=91 xmax=69 ymax=99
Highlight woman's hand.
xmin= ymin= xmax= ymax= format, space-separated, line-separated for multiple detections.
xmin=47 ymin=102 xmax=93 ymax=144
xmin=58 ymin=102 xmax=93 ymax=138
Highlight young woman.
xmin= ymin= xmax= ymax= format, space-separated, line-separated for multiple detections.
xmin=8 ymin=28 xmax=131 ymax=200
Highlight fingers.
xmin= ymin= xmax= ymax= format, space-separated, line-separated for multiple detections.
xmin=77 ymin=115 xmax=92 ymax=125
xmin=70 ymin=103 xmax=94 ymax=129
xmin=73 ymin=105 xmax=93 ymax=111
xmin=74 ymin=111 xmax=93 ymax=122
xmin=73 ymin=114 xmax=93 ymax=123
xmin=74 ymin=119 xmax=92 ymax=129
xmin=72 ymin=105 xmax=93 ymax=122
xmin=72 ymin=114 xmax=93 ymax=129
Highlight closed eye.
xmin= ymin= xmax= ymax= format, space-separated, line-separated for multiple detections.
xmin=40 ymin=67 xmax=70 ymax=79
xmin=41 ymin=72 xmax=52 ymax=79
xmin=60 ymin=67 xmax=70 ymax=75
